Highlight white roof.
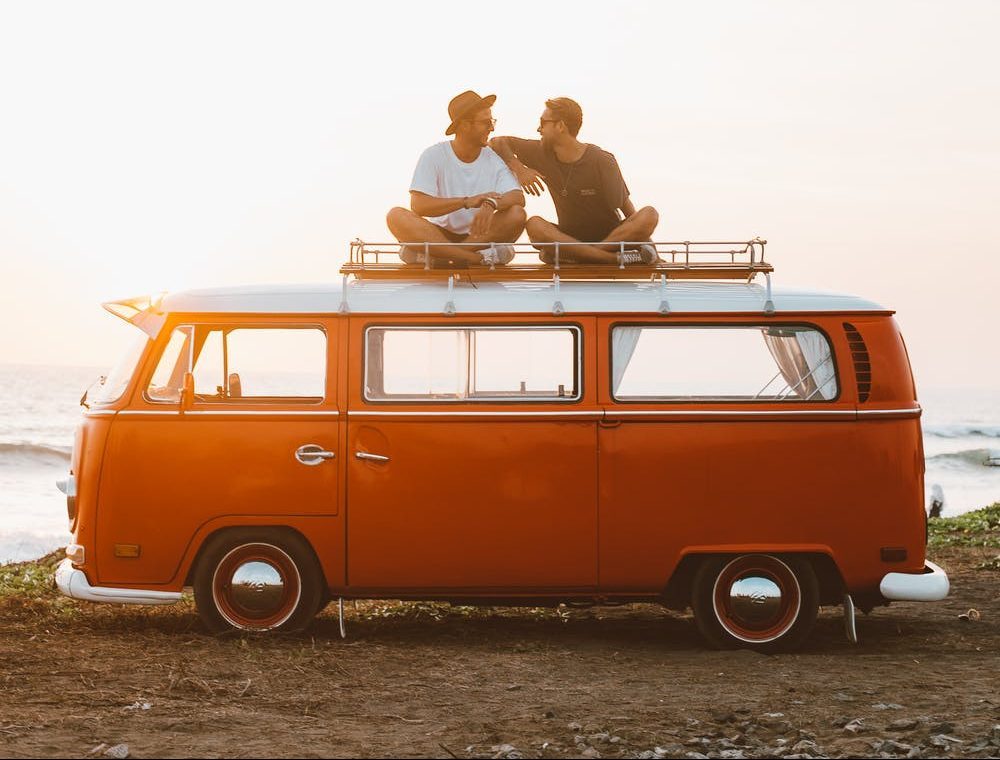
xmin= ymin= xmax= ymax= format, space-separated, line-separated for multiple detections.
xmin=158 ymin=279 xmax=887 ymax=315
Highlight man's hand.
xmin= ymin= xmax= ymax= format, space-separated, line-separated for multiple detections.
xmin=469 ymin=203 xmax=495 ymax=237
xmin=513 ymin=162 xmax=546 ymax=197
xmin=465 ymin=192 xmax=500 ymax=209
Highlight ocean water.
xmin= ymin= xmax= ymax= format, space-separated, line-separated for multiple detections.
xmin=0 ymin=363 xmax=997 ymax=564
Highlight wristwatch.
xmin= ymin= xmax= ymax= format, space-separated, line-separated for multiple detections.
xmin=482 ymin=197 xmax=499 ymax=211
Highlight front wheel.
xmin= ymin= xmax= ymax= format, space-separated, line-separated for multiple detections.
xmin=692 ymin=554 xmax=819 ymax=652
xmin=194 ymin=529 xmax=324 ymax=633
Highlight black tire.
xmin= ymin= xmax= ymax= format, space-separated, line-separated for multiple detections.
xmin=193 ymin=528 xmax=325 ymax=633
xmin=691 ymin=554 xmax=819 ymax=653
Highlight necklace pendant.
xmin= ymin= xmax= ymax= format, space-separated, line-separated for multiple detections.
xmin=560 ymin=189 xmax=568 ymax=197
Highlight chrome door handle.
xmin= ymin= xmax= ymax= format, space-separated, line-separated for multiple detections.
xmin=355 ymin=451 xmax=390 ymax=463
xmin=295 ymin=444 xmax=336 ymax=466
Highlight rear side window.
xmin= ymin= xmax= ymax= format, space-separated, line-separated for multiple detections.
xmin=147 ymin=326 xmax=326 ymax=403
xmin=365 ymin=326 xmax=580 ymax=402
xmin=612 ymin=325 xmax=838 ymax=402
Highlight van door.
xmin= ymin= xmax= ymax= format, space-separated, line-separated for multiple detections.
xmin=346 ymin=318 xmax=599 ymax=592
xmin=96 ymin=319 xmax=341 ymax=586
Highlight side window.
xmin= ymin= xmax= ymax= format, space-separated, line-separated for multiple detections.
xmin=365 ymin=326 xmax=579 ymax=402
xmin=147 ymin=326 xmax=326 ymax=403
xmin=612 ymin=325 xmax=838 ymax=401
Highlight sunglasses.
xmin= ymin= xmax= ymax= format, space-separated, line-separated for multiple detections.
xmin=466 ymin=117 xmax=497 ymax=128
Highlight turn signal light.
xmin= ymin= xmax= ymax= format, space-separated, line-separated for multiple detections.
xmin=114 ymin=544 xmax=141 ymax=558
xmin=65 ymin=544 xmax=85 ymax=565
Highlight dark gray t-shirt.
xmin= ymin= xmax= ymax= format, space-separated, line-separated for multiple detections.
xmin=507 ymin=137 xmax=629 ymax=242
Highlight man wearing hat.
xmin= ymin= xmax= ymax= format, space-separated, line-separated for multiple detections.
xmin=387 ymin=90 xmax=526 ymax=266
xmin=490 ymin=97 xmax=659 ymax=265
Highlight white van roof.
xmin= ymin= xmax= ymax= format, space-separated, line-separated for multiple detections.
xmin=156 ymin=280 xmax=888 ymax=315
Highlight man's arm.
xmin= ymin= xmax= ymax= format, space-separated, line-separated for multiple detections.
xmin=489 ymin=137 xmax=546 ymax=196
xmin=620 ymin=197 xmax=637 ymax=217
xmin=410 ymin=191 xmax=498 ymax=218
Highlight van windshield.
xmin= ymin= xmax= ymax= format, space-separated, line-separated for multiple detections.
xmin=90 ymin=333 xmax=150 ymax=405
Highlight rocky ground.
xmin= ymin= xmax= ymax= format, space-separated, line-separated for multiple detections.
xmin=0 ymin=545 xmax=998 ymax=759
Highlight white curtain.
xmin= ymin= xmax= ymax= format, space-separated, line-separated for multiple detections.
xmin=612 ymin=327 xmax=643 ymax=395
xmin=762 ymin=328 xmax=837 ymax=401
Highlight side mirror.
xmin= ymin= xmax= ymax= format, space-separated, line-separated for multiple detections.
xmin=180 ymin=372 xmax=195 ymax=412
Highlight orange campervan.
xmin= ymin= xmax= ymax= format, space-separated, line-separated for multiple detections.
xmin=55 ymin=239 xmax=949 ymax=651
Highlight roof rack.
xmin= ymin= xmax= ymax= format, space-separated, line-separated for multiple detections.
xmin=339 ymin=238 xmax=776 ymax=316
xmin=341 ymin=238 xmax=771 ymax=283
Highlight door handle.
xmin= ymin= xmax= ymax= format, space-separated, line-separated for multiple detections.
xmin=355 ymin=451 xmax=390 ymax=463
xmin=295 ymin=444 xmax=336 ymax=466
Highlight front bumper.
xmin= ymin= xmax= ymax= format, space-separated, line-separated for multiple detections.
xmin=879 ymin=560 xmax=950 ymax=602
xmin=55 ymin=559 xmax=182 ymax=605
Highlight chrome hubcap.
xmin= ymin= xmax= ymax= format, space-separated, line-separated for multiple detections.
xmin=727 ymin=575 xmax=784 ymax=627
xmin=229 ymin=561 xmax=285 ymax=613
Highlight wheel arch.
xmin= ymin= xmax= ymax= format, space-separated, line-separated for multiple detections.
xmin=663 ymin=548 xmax=846 ymax=609
xmin=183 ymin=522 xmax=329 ymax=590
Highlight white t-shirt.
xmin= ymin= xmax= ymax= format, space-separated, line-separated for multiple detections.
xmin=409 ymin=141 xmax=520 ymax=235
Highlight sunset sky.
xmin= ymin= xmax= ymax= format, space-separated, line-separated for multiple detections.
xmin=1 ymin=1 xmax=997 ymax=391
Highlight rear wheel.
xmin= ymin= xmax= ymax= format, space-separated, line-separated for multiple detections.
xmin=194 ymin=529 xmax=324 ymax=633
xmin=692 ymin=554 xmax=818 ymax=652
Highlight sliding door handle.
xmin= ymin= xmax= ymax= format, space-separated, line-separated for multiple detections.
xmin=355 ymin=451 xmax=390 ymax=463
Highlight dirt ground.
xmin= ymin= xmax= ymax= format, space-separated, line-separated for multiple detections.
xmin=1 ymin=548 xmax=998 ymax=759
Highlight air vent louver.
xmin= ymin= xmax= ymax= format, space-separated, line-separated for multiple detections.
xmin=843 ymin=323 xmax=871 ymax=402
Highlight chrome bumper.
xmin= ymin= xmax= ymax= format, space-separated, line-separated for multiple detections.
xmin=55 ymin=559 xmax=182 ymax=605
xmin=879 ymin=560 xmax=950 ymax=602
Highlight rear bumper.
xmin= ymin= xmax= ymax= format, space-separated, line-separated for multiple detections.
xmin=879 ymin=560 xmax=949 ymax=602
xmin=55 ymin=559 xmax=182 ymax=605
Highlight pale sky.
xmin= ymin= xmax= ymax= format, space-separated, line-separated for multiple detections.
xmin=1 ymin=1 xmax=997 ymax=391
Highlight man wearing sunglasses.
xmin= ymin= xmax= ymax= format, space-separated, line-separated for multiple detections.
xmin=387 ymin=90 xmax=526 ymax=267
xmin=490 ymin=97 xmax=659 ymax=265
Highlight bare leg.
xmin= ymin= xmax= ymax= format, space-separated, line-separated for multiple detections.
xmin=593 ymin=206 xmax=660 ymax=252
xmin=526 ymin=216 xmax=620 ymax=264
xmin=387 ymin=206 xmax=527 ymax=264
xmin=386 ymin=207 xmax=480 ymax=264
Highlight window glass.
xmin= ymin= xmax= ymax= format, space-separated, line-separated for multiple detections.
xmin=91 ymin=332 xmax=150 ymax=404
xmin=367 ymin=327 xmax=579 ymax=401
xmin=147 ymin=326 xmax=326 ymax=402
xmin=147 ymin=326 xmax=192 ymax=402
xmin=612 ymin=325 xmax=837 ymax=401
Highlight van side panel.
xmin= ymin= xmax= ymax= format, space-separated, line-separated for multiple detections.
xmin=597 ymin=314 xmax=925 ymax=598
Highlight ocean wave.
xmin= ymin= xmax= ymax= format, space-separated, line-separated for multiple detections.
xmin=924 ymin=424 xmax=1000 ymax=439
xmin=926 ymin=448 xmax=1000 ymax=467
xmin=0 ymin=442 xmax=72 ymax=464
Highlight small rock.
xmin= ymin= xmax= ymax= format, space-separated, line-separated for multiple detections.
xmin=684 ymin=753 xmax=709 ymax=760
xmin=831 ymin=716 xmax=851 ymax=728
xmin=790 ymin=739 xmax=818 ymax=755
xmin=609 ymin=736 xmax=622 ymax=744
xmin=88 ymin=745 xmax=108 ymax=756
xmin=888 ymin=718 xmax=919 ymax=731
xmin=580 ymin=748 xmax=600 ymax=759
xmin=712 ymin=710 xmax=738 ymax=724
xmin=843 ymin=718 xmax=865 ymax=734
xmin=877 ymin=738 xmax=913 ymax=753
xmin=718 ymin=751 xmax=746 ymax=759
xmin=929 ymin=734 xmax=964 ymax=748
xmin=638 ymin=753 xmax=656 ymax=760
xmin=491 ymin=744 xmax=523 ymax=760
xmin=833 ymin=692 xmax=855 ymax=702
xmin=568 ymin=721 xmax=582 ymax=731
xmin=685 ymin=737 xmax=710 ymax=747
xmin=103 ymin=746 xmax=129 ymax=760
xmin=929 ymin=721 xmax=955 ymax=734
xmin=543 ymin=710 xmax=555 ymax=719
xmin=990 ymin=725 xmax=1000 ymax=746
xmin=874 ymin=703 xmax=904 ymax=711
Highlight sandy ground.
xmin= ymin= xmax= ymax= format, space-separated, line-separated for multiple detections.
xmin=1 ymin=547 xmax=998 ymax=759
